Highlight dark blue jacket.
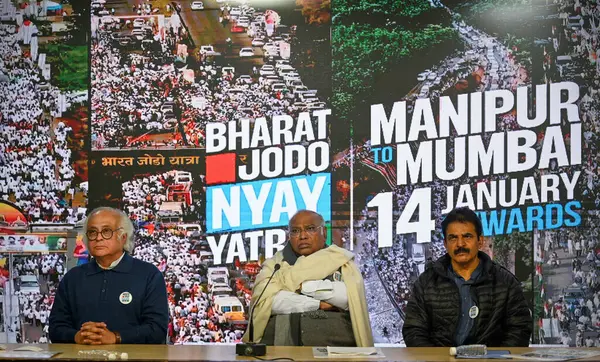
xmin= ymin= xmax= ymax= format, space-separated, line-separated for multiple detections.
xmin=49 ymin=252 xmax=168 ymax=344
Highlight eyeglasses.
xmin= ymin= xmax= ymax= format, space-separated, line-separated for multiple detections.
xmin=86 ymin=227 xmax=123 ymax=241
xmin=289 ymin=225 xmax=323 ymax=238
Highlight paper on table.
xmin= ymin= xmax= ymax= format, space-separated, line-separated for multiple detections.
xmin=13 ymin=346 xmax=44 ymax=352
xmin=0 ymin=351 xmax=59 ymax=359
xmin=327 ymin=347 xmax=379 ymax=356
xmin=502 ymin=349 xmax=600 ymax=361
xmin=312 ymin=347 xmax=385 ymax=358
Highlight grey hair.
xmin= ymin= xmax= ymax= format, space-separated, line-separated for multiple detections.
xmin=288 ymin=210 xmax=325 ymax=228
xmin=83 ymin=207 xmax=135 ymax=254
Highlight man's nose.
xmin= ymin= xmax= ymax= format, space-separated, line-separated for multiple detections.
xmin=96 ymin=234 xmax=109 ymax=241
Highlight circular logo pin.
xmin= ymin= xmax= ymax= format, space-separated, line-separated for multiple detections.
xmin=119 ymin=292 xmax=132 ymax=305
xmin=469 ymin=305 xmax=479 ymax=319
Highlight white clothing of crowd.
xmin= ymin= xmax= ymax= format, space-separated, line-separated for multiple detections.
xmin=122 ymin=172 xmax=170 ymax=222
xmin=91 ymin=29 xmax=181 ymax=149
xmin=91 ymin=9 xmax=307 ymax=150
xmin=121 ymin=170 xmax=203 ymax=223
xmin=120 ymin=171 xmax=243 ymax=344
xmin=135 ymin=228 xmax=244 ymax=344
xmin=13 ymin=254 xmax=65 ymax=343
xmin=0 ymin=24 xmax=85 ymax=224
xmin=13 ymin=254 xmax=65 ymax=277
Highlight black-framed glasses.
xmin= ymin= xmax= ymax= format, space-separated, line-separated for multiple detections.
xmin=86 ymin=227 xmax=123 ymax=241
xmin=289 ymin=225 xmax=323 ymax=238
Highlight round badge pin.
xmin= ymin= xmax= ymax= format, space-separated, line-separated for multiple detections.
xmin=119 ymin=292 xmax=132 ymax=305
xmin=469 ymin=305 xmax=479 ymax=319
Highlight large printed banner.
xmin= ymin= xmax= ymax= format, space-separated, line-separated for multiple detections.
xmin=330 ymin=0 xmax=599 ymax=346
xmin=364 ymin=81 xmax=582 ymax=250
xmin=88 ymin=0 xmax=333 ymax=345
xmin=0 ymin=0 xmax=598 ymax=348
xmin=204 ymin=111 xmax=332 ymax=265
xmin=0 ymin=234 xmax=67 ymax=253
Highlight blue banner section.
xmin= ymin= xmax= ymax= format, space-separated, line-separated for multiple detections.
xmin=477 ymin=201 xmax=582 ymax=237
xmin=206 ymin=173 xmax=331 ymax=233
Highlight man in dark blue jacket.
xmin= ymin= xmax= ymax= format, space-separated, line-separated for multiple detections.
xmin=50 ymin=207 xmax=168 ymax=344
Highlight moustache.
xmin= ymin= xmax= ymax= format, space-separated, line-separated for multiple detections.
xmin=454 ymin=247 xmax=470 ymax=255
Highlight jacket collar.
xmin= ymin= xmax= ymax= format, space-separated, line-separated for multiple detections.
xmin=433 ymin=251 xmax=494 ymax=282
xmin=85 ymin=252 xmax=134 ymax=275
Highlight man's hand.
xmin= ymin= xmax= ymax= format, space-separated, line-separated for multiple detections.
xmin=319 ymin=301 xmax=336 ymax=311
xmin=75 ymin=322 xmax=117 ymax=345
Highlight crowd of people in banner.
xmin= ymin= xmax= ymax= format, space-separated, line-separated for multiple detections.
xmin=540 ymin=229 xmax=600 ymax=347
xmin=89 ymin=1 xmax=322 ymax=343
xmin=13 ymin=254 xmax=65 ymax=279
xmin=0 ymin=23 xmax=85 ymax=224
xmin=91 ymin=24 xmax=184 ymax=149
xmin=0 ymin=0 xmax=92 ymax=344
xmin=537 ymin=0 xmax=600 ymax=347
xmin=121 ymin=170 xmax=203 ymax=223
xmin=135 ymin=227 xmax=245 ymax=344
xmin=547 ymin=0 xmax=600 ymax=214
xmin=352 ymin=213 xmax=447 ymax=343
xmin=13 ymin=254 xmax=65 ymax=343
xmin=92 ymin=1 xmax=314 ymax=150
xmin=559 ymin=0 xmax=600 ymax=209
xmin=120 ymin=170 xmax=250 ymax=344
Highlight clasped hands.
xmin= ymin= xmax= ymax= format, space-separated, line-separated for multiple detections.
xmin=74 ymin=322 xmax=117 ymax=345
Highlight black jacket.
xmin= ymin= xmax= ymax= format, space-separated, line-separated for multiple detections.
xmin=402 ymin=252 xmax=532 ymax=347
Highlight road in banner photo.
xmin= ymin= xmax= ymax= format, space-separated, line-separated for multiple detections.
xmin=91 ymin=0 xmax=330 ymax=150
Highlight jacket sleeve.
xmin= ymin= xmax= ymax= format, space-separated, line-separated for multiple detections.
xmin=49 ymin=274 xmax=78 ymax=343
xmin=500 ymin=276 xmax=532 ymax=347
xmin=119 ymin=268 xmax=169 ymax=344
xmin=402 ymin=276 xmax=434 ymax=347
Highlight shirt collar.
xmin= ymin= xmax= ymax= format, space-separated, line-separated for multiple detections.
xmin=97 ymin=252 xmax=125 ymax=270
xmin=86 ymin=252 xmax=133 ymax=275
xmin=449 ymin=258 xmax=483 ymax=282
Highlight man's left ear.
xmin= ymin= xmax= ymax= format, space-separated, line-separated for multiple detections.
xmin=478 ymin=235 xmax=484 ymax=248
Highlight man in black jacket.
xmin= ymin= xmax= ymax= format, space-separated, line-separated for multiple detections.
xmin=402 ymin=207 xmax=532 ymax=347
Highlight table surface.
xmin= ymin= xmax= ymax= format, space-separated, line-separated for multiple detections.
xmin=0 ymin=344 xmax=598 ymax=361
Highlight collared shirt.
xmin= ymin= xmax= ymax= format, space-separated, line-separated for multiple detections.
xmin=96 ymin=252 xmax=125 ymax=270
xmin=450 ymin=260 xmax=483 ymax=346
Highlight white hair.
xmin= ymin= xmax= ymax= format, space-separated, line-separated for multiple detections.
xmin=288 ymin=210 xmax=325 ymax=228
xmin=83 ymin=207 xmax=135 ymax=254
